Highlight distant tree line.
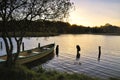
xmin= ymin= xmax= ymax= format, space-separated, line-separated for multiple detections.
xmin=0 ymin=20 xmax=120 ymax=35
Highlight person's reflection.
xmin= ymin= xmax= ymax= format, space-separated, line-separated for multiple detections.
xmin=56 ymin=45 xmax=59 ymax=57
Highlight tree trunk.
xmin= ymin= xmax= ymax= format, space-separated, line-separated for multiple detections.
xmin=13 ymin=42 xmax=20 ymax=63
xmin=6 ymin=53 xmax=13 ymax=66
xmin=2 ymin=36 xmax=13 ymax=66
xmin=13 ymin=37 xmax=23 ymax=64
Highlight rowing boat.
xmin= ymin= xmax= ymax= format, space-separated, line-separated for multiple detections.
xmin=0 ymin=43 xmax=55 ymax=64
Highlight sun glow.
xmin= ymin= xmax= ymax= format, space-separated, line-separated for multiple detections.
xmin=68 ymin=0 xmax=120 ymax=27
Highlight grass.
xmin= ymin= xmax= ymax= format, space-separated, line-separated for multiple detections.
xmin=0 ymin=65 xmax=37 ymax=80
xmin=37 ymin=71 xmax=100 ymax=80
xmin=0 ymin=65 xmax=120 ymax=80
xmin=109 ymin=78 xmax=120 ymax=80
xmin=32 ymin=66 xmax=120 ymax=80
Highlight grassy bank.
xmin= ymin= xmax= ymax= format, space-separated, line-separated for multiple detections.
xmin=36 ymin=68 xmax=100 ymax=80
xmin=0 ymin=65 xmax=37 ymax=80
xmin=0 ymin=65 xmax=120 ymax=80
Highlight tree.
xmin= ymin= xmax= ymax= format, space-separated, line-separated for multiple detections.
xmin=0 ymin=0 xmax=73 ymax=66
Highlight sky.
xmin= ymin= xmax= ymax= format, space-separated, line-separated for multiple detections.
xmin=68 ymin=0 xmax=120 ymax=27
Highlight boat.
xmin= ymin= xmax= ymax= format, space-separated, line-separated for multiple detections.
xmin=0 ymin=43 xmax=55 ymax=64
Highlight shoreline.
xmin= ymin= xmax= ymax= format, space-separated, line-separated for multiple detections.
xmin=1 ymin=32 xmax=120 ymax=37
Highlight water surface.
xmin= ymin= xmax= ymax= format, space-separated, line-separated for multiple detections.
xmin=0 ymin=34 xmax=120 ymax=79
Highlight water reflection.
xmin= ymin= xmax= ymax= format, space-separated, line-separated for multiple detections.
xmin=0 ymin=42 xmax=3 ymax=50
xmin=76 ymin=52 xmax=80 ymax=60
xmin=74 ymin=52 xmax=81 ymax=65
xmin=44 ymin=37 xmax=49 ymax=41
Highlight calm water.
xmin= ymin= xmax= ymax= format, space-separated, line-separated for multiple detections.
xmin=0 ymin=34 xmax=120 ymax=79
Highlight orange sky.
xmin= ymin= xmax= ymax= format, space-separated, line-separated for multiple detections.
xmin=68 ymin=0 xmax=120 ymax=27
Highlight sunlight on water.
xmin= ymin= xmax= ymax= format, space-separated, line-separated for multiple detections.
xmin=0 ymin=34 xmax=120 ymax=79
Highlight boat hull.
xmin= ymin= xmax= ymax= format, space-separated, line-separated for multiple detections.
xmin=0 ymin=43 xmax=55 ymax=65
xmin=17 ymin=46 xmax=54 ymax=64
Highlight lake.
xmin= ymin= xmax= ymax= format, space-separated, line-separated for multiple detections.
xmin=0 ymin=34 xmax=120 ymax=79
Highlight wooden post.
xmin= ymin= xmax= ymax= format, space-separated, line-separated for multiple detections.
xmin=0 ymin=42 xmax=2 ymax=49
xmin=76 ymin=45 xmax=81 ymax=53
xmin=38 ymin=43 xmax=40 ymax=48
xmin=22 ymin=42 xmax=24 ymax=51
xmin=56 ymin=45 xmax=59 ymax=56
xmin=98 ymin=46 xmax=101 ymax=61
